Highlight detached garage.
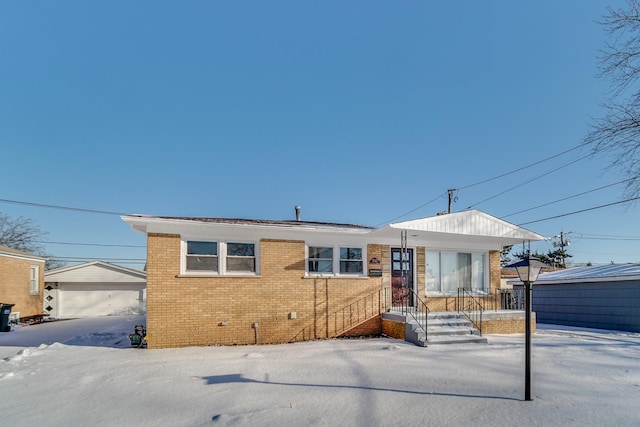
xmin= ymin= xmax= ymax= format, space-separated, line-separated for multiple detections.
xmin=525 ymin=263 xmax=640 ymax=332
xmin=44 ymin=261 xmax=146 ymax=318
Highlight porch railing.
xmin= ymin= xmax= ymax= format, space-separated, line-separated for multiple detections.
xmin=293 ymin=288 xmax=390 ymax=341
xmin=493 ymin=288 xmax=525 ymax=310
xmin=457 ymin=288 xmax=483 ymax=334
xmin=391 ymin=286 xmax=430 ymax=341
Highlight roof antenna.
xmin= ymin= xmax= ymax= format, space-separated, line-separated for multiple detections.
xmin=295 ymin=205 xmax=301 ymax=221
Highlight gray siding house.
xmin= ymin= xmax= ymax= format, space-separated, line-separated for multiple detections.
xmin=514 ymin=264 xmax=640 ymax=332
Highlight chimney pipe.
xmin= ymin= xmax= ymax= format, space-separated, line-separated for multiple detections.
xmin=295 ymin=205 xmax=301 ymax=221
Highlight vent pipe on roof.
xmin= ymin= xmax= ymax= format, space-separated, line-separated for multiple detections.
xmin=295 ymin=205 xmax=301 ymax=221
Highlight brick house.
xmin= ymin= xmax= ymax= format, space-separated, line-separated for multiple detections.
xmin=123 ymin=209 xmax=544 ymax=349
xmin=0 ymin=245 xmax=46 ymax=322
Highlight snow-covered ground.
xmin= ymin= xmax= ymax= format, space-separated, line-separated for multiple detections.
xmin=1 ymin=317 xmax=639 ymax=426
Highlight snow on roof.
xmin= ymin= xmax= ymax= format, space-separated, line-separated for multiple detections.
xmin=525 ymin=263 xmax=640 ymax=284
xmin=123 ymin=214 xmax=373 ymax=231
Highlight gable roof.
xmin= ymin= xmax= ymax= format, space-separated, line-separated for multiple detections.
xmin=45 ymin=260 xmax=146 ymax=282
xmin=371 ymin=210 xmax=545 ymax=249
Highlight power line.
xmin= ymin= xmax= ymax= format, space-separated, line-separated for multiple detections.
xmin=376 ymin=142 xmax=591 ymax=225
xmin=501 ymin=178 xmax=634 ymax=218
xmin=576 ymin=233 xmax=640 ymax=241
xmin=34 ymin=240 xmax=145 ymax=248
xmin=0 ymin=198 xmax=126 ymax=216
xmin=517 ymin=196 xmax=640 ymax=225
xmin=467 ymin=152 xmax=592 ymax=209
xmin=375 ymin=193 xmax=447 ymax=226
xmin=458 ymin=141 xmax=590 ymax=191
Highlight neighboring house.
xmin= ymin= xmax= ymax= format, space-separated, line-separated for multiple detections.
xmin=122 ymin=209 xmax=544 ymax=349
xmin=0 ymin=245 xmax=46 ymax=321
xmin=44 ymin=261 xmax=147 ymax=318
xmin=517 ymin=264 xmax=640 ymax=332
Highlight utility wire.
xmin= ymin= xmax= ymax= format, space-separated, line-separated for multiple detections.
xmin=467 ymin=152 xmax=592 ymax=209
xmin=457 ymin=141 xmax=590 ymax=191
xmin=0 ymin=198 xmax=126 ymax=216
xmin=34 ymin=240 xmax=145 ymax=248
xmin=517 ymin=196 xmax=640 ymax=225
xmin=50 ymin=256 xmax=146 ymax=262
xmin=576 ymin=233 xmax=640 ymax=241
xmin=501 ymin=178 xmax=634 ymax=218
xmin=376 ymin=142 xmax=591 ymax=225
xmin=375 ymin=193 xmax=447 ymax=227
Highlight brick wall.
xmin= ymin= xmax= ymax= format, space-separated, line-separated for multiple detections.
xmin=381 ymin=318 xmax=405 ymax=340
xmin=0 ymin=254 xmax=45 ymax=318
xmin=146 ymin=234 xmax=384 ymax=348
xmin=339 ymin=316 xmax=382 ymax=337
xmin=482 ymin=313 xmax=536 ymax=334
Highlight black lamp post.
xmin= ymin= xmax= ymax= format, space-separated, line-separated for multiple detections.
xmin=506 ymin=256 xmax=549 ymax=401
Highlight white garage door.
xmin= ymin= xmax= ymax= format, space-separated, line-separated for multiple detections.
xmin=59 ymin=282 xmax=146 ymax=318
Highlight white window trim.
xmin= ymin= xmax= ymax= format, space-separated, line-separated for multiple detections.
xmin=181 ymin=239 xmax=260 ymax=277
xmin=305 ymin=244 xmax=367 ymax=278
xmin=30 ymin=265 xmax=39 ymax=295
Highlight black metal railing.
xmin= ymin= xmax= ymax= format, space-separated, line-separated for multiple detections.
xmin=391 ymin=286 xmax=430 ymax=341
xmin=457 ymin=288 xmax=483 ymax=334
xmin=293 ymin=288 xmax=391 ymax=341
xmin=328 ymin=288 xmax=389 ymax=337
xmin=497 ymin=288 xmax=525 ymax=310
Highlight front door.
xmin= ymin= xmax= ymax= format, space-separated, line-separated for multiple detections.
xmin=391 ymin=248 xmax=414 ymax=306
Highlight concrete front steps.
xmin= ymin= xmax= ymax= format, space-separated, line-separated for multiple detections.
xmin=384 ymin=311 xmax=488 ymax=346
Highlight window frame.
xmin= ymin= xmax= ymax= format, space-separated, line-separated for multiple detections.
xmin=306 ymin=245 xmax=366 ymax=277
xmin=307 ymin=246 xmax=334 ymax=273
xmin=426 ymin=250 xmax=488 ymax=295
xmin=186 ymin=241 xmax=219 ymax=273
xmin=225 ymin=242 xmax=257 ymax=274
xmin=181 ymin=239 xmax=259 ymax=276
xmin=29 ymin=265 xmax=39 ymax=295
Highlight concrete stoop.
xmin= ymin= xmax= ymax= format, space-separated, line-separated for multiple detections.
xmin=400 ymin=312 xmax=488 ymax=346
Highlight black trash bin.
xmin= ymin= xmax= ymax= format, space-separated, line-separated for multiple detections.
xmin=0 ymin=303 xmax=15 ymax=332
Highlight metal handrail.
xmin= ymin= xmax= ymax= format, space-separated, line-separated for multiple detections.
xmin=457 ymin=288 xmax=483 ymax=335
xmin=393 ymin=286 xmax=430 ymax=341
xmin=293 ymin=288 xmax=390 ymax=341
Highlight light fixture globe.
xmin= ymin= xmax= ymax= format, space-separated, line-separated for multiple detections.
xmin=507 ymin=257 xmax=548 ymax=283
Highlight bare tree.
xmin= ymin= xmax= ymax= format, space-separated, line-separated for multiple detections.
xmin=0 ymin=213 xmax=65 ymax=270
xmin=586 ymin=0 xmax=640 ymax=199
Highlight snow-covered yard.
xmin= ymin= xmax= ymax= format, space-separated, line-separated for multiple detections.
xmin=1 ymin=317 xmax=639 ymax=426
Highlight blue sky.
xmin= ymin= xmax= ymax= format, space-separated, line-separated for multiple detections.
xmin=1 ymin=1 xmax=638 ymax=270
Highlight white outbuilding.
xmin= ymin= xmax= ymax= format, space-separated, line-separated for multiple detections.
xmin=44 ymin=261 xmax=146 ymax=318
